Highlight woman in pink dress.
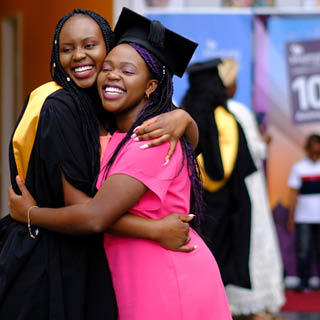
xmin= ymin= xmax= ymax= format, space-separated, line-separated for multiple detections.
xmin=9 ymin=8 xmax=232 ymax=319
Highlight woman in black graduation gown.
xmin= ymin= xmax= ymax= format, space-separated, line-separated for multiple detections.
xmin=182 ymin=59 xmax=257 ymax=289
xmin=0 ymin=9 xmax=198 ymax=320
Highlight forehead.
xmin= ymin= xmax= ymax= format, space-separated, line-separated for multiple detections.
xmin=107 ymin=44 xmax=145 ymax=64
xmin=60 ymin=14 xmax=102 ymax=41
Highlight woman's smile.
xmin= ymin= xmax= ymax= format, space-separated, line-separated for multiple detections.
xmin=71 ymin=64 xmax=95 ymax=79
xmin=102 ymin=85 xmax=126 ymax=100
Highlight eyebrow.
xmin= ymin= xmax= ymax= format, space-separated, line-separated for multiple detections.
xmin=60 ymin=36 xmax=99 ymax=46
xmin=104 ymin=60 xmax=137 ymax=69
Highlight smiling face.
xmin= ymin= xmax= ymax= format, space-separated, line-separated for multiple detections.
xmin=97 ymin=44 xmax=158 ymax=131
xmin=59 ymin=14 xmax=107 ymax=88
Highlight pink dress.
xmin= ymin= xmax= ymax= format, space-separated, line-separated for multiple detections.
xmin=97 ymin=132 xmax=232 ymax=320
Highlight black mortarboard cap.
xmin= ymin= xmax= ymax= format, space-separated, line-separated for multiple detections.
xmin=114 ymin=7 xmax=198 ymax=78
xmin=186 ymin=58 xmax=223 ymax=88
xmin=186 ymin=58 xmax=222 ymax=75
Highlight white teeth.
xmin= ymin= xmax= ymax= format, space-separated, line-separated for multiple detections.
xmin=74 ymin=66 xmax=93 ymax=73
xmin=104 ymin=87 xmax=124 ymax=94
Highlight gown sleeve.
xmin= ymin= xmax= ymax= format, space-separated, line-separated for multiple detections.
xmin=38 ymin=91 xmax=99 ymax=197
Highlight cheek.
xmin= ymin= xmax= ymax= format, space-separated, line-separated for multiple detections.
xmin=96 ymin=72 xmax=104 ymax=87
xmin=96 ymin=73 xmax=106 ymax=96
xmin=95 ymin=48 xmax=107 ymax=71
xmin=59 ymin=54 xmax=69 ymax=74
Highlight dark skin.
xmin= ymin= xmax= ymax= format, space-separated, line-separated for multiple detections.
xmin=62 ymin=173 xmax=193 ymax=249
xmin=10 ymin=44 xmax=197 ymax=251
xmin=46 ymin=14 xmax=198 ymax=251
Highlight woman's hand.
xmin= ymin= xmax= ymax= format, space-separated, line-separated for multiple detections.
xmin=153 ymin=213 xmax=196 ymax=252
xmin=8 ymin=176 xmax=37 ymax=223
xmin=132 ymin=109 xmax=198 ymax=163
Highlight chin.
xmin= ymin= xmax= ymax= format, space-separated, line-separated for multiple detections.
xmin=74 ymin=78 xmax=96 ymax=89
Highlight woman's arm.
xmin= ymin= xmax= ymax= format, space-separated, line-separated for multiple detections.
xmin=10 ymin=175 xmax=195 ymax=251
xmin=62 ymin=174 xmax=194 ymax=251
xmin=11 ymin=174 xmax=148 ymax=234
xmin=133 ymin=109 xmax=199 ymax=162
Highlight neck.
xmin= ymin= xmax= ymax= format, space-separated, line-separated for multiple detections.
xmin=116 ymin=99 xmax=148 ymax=132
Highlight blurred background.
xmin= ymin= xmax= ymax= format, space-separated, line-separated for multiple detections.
xmin=1 ymin=0 xmax=320 ymax=317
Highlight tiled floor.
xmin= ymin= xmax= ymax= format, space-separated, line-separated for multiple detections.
xmin=280 ymin=312 xmax=320 ymax=320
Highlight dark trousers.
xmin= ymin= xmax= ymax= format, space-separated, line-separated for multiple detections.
xmin=296 ymin=223 xmax=320 ymax=289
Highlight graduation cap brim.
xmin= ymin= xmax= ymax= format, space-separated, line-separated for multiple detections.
xmin=186 ymin=58 xmax=222 ymax=75
xmin=114 ymin=7 xmax=198 ymax=78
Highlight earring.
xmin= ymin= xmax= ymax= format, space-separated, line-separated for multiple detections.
xmin=144 ymin=93 xmax=149 ymax=99
xmin=66 ymin=77 xmax=71 ymax=82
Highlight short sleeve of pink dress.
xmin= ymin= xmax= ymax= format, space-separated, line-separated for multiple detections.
xmin=97 ymin=131 xmax=232 ymax=320
xmin=97 ymin=131 xmax=190 ymax=218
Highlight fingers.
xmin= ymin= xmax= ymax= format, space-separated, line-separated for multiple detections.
xmin=175 ymin=244 xmax=197 ymax=253
xmin=145 ymin=135 xmax=171 ymax=148
xmin=8 ymin=185 xmax=13 ymax=195
xmin=179 ymin=214 xmax=195 ymax=223
xmin=8 ymin=186 xmax=14 ymax=210
xmin=165 ymin=140 xmax=178 ymax=162
xmin=138 ymin=117 xmax=158 ymax=131
xmin=16 ymin=175 xmax=28 ymax=195
xmin=134 ymin=117 xmax=161 ymax=136
xmin=135 ymin=131 xmax=167 ymax=143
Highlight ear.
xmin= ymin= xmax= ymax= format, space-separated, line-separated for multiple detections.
xmin=145 ymin=79 xmax=158 ymax=98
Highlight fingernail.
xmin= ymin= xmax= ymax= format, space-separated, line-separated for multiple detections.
xmin=133 ymin=126 xmax=141 ymax=133
xmin=131 ymin=133 xmax=137 ymax=139
xmin=16 ymin=176 xmax=21 ymax=182
xmin=139 ymin=144 xmax=149 ymax=149
xmin=133 ymin=137 xmax=139 ymax=141
xmin=163 ymin=159 xmax=169 ymax=166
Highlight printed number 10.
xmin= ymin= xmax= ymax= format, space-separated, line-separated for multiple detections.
xmin=292 ymin=75 xmax=320 ymax=110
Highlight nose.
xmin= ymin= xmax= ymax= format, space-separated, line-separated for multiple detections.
xmin=106 ymin=69 xmax=121 ymax=80
xmin=73 ymin=47 xmax=86 ymax=61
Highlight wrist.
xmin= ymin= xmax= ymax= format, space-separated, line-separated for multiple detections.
xmin=150 ymin=218 xmax=163 ymax=243
xmin=27 ymin=205 xmax=39 ymax=239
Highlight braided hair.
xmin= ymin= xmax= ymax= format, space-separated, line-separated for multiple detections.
xmin=50 ymin=9 xmax=115 ymax=192
xmin=103 ymin=43 xmax=203 ymax=228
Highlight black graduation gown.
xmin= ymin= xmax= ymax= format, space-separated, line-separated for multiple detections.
xmin=201 ymin=122 xmax=256 ymax=289
xmin=0 ymin=82 xmax=117 ymax=319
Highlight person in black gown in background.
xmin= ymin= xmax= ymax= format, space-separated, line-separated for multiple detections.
xmin=182 ymin=58 xmax=256 ymax=291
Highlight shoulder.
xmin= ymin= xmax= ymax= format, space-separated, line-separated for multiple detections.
xmin=40 ymin=87 xmax=81 ymax=119
xmin=290 ymin=158 xmax=308 ymax=174
xmin=228 ymin=100 xmax=255 ymax=122
xmin=127 ymin=138 xmax=183 ymax=163
xmin=45 ymin=87 xmax=75 ymax=107
xmin=295 ymin=157 xmax=309 ymax=168
xmin=109 ymin=135 xmax=184 ymax=177
xmin=228 ymin=99 xmax=249 ymax=113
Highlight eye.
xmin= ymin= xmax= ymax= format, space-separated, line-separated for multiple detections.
xmin=61 ymin=47 xmax=72 ymax=53
xmin=102 ymin=65 xmax=112 ymax=72
xmin=122 ymin=68 xmax=135 ymax=75
xmin=85 ymin=43 xmax=96 ymax=49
